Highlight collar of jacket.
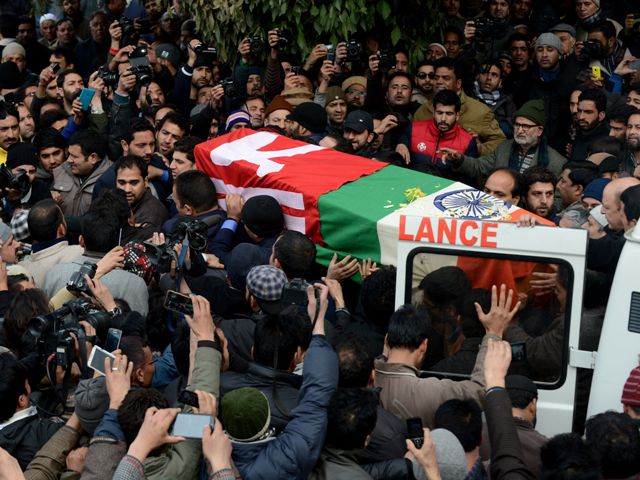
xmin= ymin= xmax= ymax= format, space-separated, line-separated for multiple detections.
xmin=426 ymin=117 xmax=467 ymax=142
xmin=248 ymin=362 xmax=303 ymax=387
xmin=374 ymin=359 xmax=420 ymax=377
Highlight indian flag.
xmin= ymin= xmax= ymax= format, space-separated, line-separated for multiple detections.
xmin=195 ymin=129 xmax=550 ymax=288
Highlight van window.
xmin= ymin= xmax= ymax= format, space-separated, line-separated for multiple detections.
xmin=406 ymin=247 xmax=573 ymax=389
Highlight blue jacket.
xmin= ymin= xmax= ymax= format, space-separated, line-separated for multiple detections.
xmin=232 ymin=334 xmax=338 ymax=479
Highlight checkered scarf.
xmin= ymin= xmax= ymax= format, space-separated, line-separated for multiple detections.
xmin=473 ymin=81 xmax=501 ymax=107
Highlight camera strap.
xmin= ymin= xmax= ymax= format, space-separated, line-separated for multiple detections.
xmin=168 ymin=240 xmax=190 ymax=333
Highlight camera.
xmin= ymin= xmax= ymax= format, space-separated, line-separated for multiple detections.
xmin=473 ymin=17 xmax=508 ymax=39
xmin=275 ymin=30 xmax=292 ymax=50
xmin=346 ymin=40 xmax=362 ymax=62
xmin=289 ymin=66 xmax=302 ymax=75
xmin=118 ymin=16 xmax=139 ymax=46
xmin=97 ymin=65 xmax=118 ymax=86
xmin=218 ymin=77 xmax=240 ymax=99
xmin=193 ymin=44 xmax=218 ymax=58
xmin=581 ymin=39 xmax=605 ymax=60
xmin=143 ymin=216 xmax=217 ymax=273
xmin=249 ymin=36 xmax=266 ymax=57
xmin=377 ymin=50 xmax=395 ymax=73
xmin=0 ymin=165 xmax=31 ymax=198
xmin=67 ymin=262 xmax=97 ymax=296
xmin=24 ymin=297 xmax=112 ymax=368
xmin=281 ymin=278 xmax=311 ymax=307
xmin=128 ymin=45 xmax=153 ymax=85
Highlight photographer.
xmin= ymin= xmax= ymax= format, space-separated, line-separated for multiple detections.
xmin=577 ymin=20 xmax=630 ymax=90
xmin=2 ymin=143 xmax=52 ymax=222
xmin=0 ymin=352 xmax=64 ymax=470
xmin=168 ymin=39 xmax=219 ymax=119
xmin=463 ymin=0 xmax=515 ymax=64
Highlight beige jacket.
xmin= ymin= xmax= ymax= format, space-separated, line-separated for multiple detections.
xmin=374 ymin=333 xmax=499 ymax=428
xmin=52 ymin=159 xmax=112 ymax=217
xmin=20 ymin=241 xmax=83 ymax=288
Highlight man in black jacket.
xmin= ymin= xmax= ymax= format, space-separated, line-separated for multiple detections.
xmin=0 ymin=352 xmax=63 ymax=470
xmin=571 ymin=89 xmax=609 ymax=163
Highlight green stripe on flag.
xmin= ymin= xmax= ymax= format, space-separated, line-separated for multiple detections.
xmin=316 ymin=165 xmax=455 ymax=269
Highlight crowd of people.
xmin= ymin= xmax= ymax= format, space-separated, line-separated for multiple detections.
xmin=0 ymin=0 xmax=639 ymax=478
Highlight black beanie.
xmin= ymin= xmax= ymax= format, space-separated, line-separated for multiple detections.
xmin=7 ymin=143 xmax=38 ymax=170
xmin=241 ymin=195 xmax=285 ymax=238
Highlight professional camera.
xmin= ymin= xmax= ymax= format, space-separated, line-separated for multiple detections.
xmin=129 ymin=45 xmax=153 ymax=86
xmin=581 ymin=39 xmax=605 ymax=59
xmin=97 ymin=65 xmax=118 ymax=86
xmin=249 ymin=36 xmax=266 ymax=57
xmin=66 ymin=262 xmax=97 ymax=296
xmin=193 ymin=44 xmax=218 ymax=58
xmin=275 ymin=30 xmax=292 ymax=50
xmin=218 ymin=77 xmax=240 ymax=99
xmin=144 ymin=216 xmax=218 ymax=273
xmin=281 ymin=278 xmax=311 ymax=307
xmin=377 ymin=50 xmax=395 ymax=73
xmin=118 ymin=16 xmax=139 ymax=46
xmin=24 ymin=298 xmax=112 ymax=369
xmin=0 ymin=164 xmax=30 ymax=198
xmin=473 ymin=17 xmax=508 ymax=40
xmin=346 ymin=40 xmax=362 ymax=63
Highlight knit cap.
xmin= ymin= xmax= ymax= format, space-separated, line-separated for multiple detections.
xmin=286 ymin=101 xmax=327 ymax=134
xmin=325 ymin=86 xmax=346 ymax=107
xmin=621 ymin=364 xmax=640 ymax=407
xmin=221 ymin=387 xmax=271 ymax=441
xmin=39 ymin=13 xmax=56 ymax=25
xmin=265 ymin=95 xmax=293 ymax=118
xmin=428 ymin=43 xmax=448 ymax=57
xmin=515 ymin=99 xmax=546 ymax=126
xmin=342 ymin=76 xmax=367 ymax=91
xmin=7 ymin=143 xmax=38 ymax=170
xmin=2 ymin=42 xmax=27 ymax=58
xmin=225 ymin=110 xmax=251 ymax=133
xmin=241 ymin=195 xmax=284 ymax=238
xmin=582 ymin=178 xmax=611 ymax=203
xmin=535 ymin=33 xmax=563 ymax=55
xmin=2 ymin=42 xmax=26 ymax=59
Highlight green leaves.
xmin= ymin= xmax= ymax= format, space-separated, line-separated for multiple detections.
xmin=156 ymin=0 xmax=444 ymax=64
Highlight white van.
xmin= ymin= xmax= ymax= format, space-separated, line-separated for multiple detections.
xmin=394 ymin=214 xmax=639 ymax=437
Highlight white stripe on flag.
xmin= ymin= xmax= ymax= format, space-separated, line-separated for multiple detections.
xmin=211 ymin=178 xmax=305 ymax=210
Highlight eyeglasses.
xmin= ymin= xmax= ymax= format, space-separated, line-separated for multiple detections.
xmin=346 ymin=89 xmax=366 ymax=97
xmin=416 ymin=72 xmax=435 ymax=79
xmin=513 ymin=122 xmax=538 ymax=132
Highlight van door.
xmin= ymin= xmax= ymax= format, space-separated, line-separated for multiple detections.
xmin=395 ymin=215 xmax=587 ymax=437
xmin=587 ymin=228 xmax=640 ymax=418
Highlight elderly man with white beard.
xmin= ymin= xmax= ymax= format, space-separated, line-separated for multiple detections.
xmin=439 ymin=99 xmax=567 ymax=187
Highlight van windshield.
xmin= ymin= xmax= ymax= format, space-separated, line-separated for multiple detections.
xmin=406 ymin=248 xmax=572 ymax=387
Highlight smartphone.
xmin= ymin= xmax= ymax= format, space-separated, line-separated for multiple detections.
xmin=177 ymin=389 xmax=200 ymax=408
xmin=164 ymin=290 xmax=194 ymax=316
xmin=289 ymin=66 xmax=301 ymax=75
xmin=88 ymin=346 xmax=116 ymax=376
xmin=406 ymin=417 xmax=424 ymax=448
xmin=591 ymin=65 xmax=602 ymax=81
xmin=104 ymin=328 xmax=122 ymax=352
xmin=79 ymin=88 xmax=96 ymax=111
xmin=170 ymin=413 xmax=214 ymax=439
xmin=326 ymin=44 xmax=336 ymax=64
xmin=50 ymin=62 xmax=61 ymax=74
xmin=629 ymin=59 xmax=640 ymax=71
xmin=511 ymin=342 xmax=527 ymax=362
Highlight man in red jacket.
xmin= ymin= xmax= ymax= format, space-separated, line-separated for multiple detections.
xmin=398 ymin=89 xmax=478 ymax=178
